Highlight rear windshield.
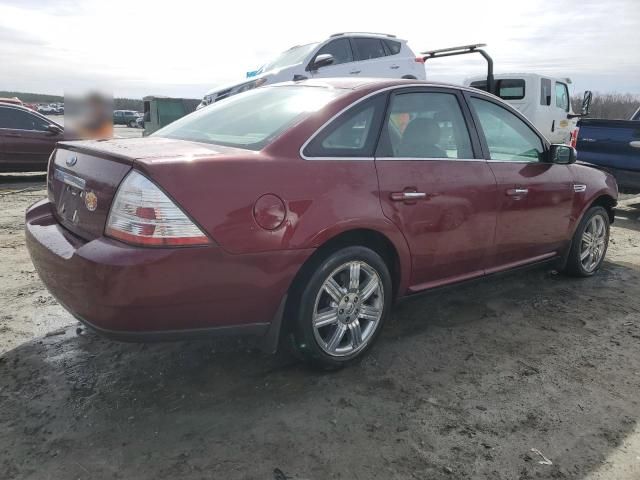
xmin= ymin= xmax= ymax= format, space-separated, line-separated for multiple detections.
xmin=470 ymin=79 xmax=526 ymax=100
xmin=153 ymin=86 xmax=343 ymax=150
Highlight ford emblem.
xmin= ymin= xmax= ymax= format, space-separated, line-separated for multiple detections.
xmin=66 ymin=155 xmax=77 ymax=167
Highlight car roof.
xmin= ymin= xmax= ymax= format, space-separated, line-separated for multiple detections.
xmin=277 ymin=77 xmax=468 ymax=92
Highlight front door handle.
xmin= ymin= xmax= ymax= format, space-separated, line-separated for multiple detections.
xmin=349 ymin=70 xmax=361 ymax=75
xmin=390 ymin=191 xmax=427 ymax=201
xmin=390 ymin=65 xmax=400 ymax=69
xmin=506 ymin=187 xmax=528 ymax=197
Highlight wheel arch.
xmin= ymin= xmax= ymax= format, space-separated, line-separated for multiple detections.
xmin=588 ymin=194 xmax=616 ymax=224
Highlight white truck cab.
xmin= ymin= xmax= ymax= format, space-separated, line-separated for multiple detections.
xmin=464 ymin=73 xmax=579 ymax=144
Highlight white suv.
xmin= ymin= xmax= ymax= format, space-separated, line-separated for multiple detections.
xmin=197 ymin=32 xmax=426 ymax=109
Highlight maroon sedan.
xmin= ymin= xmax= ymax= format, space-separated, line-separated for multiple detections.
xmin=26 ymin=79 xmax=617 ymax=368
xmin=0 ymin=102 xmax=64 ymax=172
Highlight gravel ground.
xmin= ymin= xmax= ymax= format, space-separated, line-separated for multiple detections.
xmin=0 ymin=175 xmax=639 ymax=480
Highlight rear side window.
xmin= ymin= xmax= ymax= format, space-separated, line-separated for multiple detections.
xmin=470 ymin=97 xmax=544 ymax=162
xmin=353 ymin=38 xmax=387 ymax=61
xmin=0 ymin=107 xmax=49 ymax=131
xmin=384 ymin=40 xmax=401 ymax=55
xmin=540 ymin=78 xmax=552 ymax=105
xmin=314 ymin=39 xmax=353 ymax=66
xmin=469 ymin=79 xmax=525 ymax=100
xmin=555 ymin=82 xmax=569 ymax=111
xmin=303 ymin=95 xmax=386 ymax=158
xmin=378 ymin=92 xmax=473 ymax=159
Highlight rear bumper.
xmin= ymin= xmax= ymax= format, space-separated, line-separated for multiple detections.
xmin=25 ymin=199 xmax=312 ymax=339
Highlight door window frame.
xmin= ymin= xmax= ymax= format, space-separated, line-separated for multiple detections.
xmin=306 ymin=38 xmax=355 ymax=71
xmin=375 ymin=86 xmax=484 ymax=161
xmin=463 ymin=91 xmax=550 ymax=163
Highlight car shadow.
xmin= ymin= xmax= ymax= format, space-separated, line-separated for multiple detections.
xmin=1 ymin=262 xmax=639 ymax=479
xmin=0 ymin=173 xmax=47 ymax=189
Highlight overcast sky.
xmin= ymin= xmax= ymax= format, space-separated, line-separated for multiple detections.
xmin=1 ymin=0 xmax=638 ymax=99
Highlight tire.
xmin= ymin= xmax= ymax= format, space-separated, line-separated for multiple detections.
xmin=289 ymin=246 xmax=392 ymax=370
xmin=128 ymin=120 xmax=136 ymax=128
xmin=564 ymin=206 xmax=610 ymax=277
xmin=402 ymin=75 xmax=417 ymax=80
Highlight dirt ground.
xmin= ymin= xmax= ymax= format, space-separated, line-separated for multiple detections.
xmin=1 ymin=174 xmax=639 ymax=480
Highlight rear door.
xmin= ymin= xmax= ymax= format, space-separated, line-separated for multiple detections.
xmin=374 ymin=87 xmax=498 ymax=290
xmin=351 ymin=37 xmax=393 ymax=78
xmin=466 ymin=93 xmax=573 ymax=271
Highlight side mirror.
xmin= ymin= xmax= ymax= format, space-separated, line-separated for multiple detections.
xmin=46 ymin=124 xmax=63 ymax=136
xmin=581 ymin=90 xmax=592 ymax=116
xmin=550 ymin=144 xmax=576 ymax=164
xmin=310 ymin=53 xmax=334 ymax=71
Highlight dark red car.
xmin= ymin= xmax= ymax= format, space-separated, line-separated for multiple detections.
xmin=0 ymin=102 xmax=64 ymax=172
xmin=26 ymin=79 xmax=617 ymax=368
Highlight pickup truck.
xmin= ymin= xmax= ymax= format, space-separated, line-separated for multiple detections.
xmin=576 ymin=106 xmax=640 ymax=192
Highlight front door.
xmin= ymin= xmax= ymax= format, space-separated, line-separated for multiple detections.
xmin=466 ymin=94 xmax=573 ymax=272
xmin=374 ymin=88 xmax=498 ymax=290
xmin=309 ymin=38 xmax=358 ymax=79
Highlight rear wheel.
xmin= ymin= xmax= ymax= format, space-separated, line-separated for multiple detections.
xmin=564 ymin=206 xmax=610 ymax=277
xmin=289 ymin=246 xmax=392 ymax=369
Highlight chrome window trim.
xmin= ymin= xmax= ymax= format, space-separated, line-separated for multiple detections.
xmin=375 ymin=157 xmax=487 ymax=162
xmin=300 ymin=83 xmax=489 ymax=161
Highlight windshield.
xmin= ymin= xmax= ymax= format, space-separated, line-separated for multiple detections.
xmin=153 ymin=85 xmax=343 ymax=150
xmin=262 ymin=43 xmax=319 ymax=72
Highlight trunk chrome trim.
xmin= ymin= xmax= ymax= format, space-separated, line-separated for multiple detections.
xmin=53 ymin=168 xmax=86 ymax=190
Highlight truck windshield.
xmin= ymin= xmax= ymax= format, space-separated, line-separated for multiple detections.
xmin=153 ymin=85 xmax=342 ymax=150
xmin=262 ymin=43 xmax=319 ymax=72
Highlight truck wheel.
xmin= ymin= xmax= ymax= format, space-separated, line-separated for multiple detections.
xmin=564 ymin=206 xmax=610 ymax=277
xmin=289 ymin=246 xmax=392 ymax=370
xmin=128 ymin=120 xmax=136 ymax=128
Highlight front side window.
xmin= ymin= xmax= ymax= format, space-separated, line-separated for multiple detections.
xmin=303 ymin=95 xmax=386 ymax=157
xmin=314 ymin=39 xmax=353 ymax=66
xmin=154 ymin=86 xmax=343 ymax=150
xmin=379 ymin=92 xmax=473 ymax=159
xmin=0 ymin=108 xmax=49 ymax=131
xmin=555 ymin=82 xmax=569 ymax=111
xmin=540 ymin=78 xmax=552 ymax=106
xmin=470 ymin=97 xmax=544 ymax=162
xmin=353 ymin=38 xmax=387 ymax=61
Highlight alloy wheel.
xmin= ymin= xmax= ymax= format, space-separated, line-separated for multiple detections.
xmin=312 ymin=261 xmax=384 ymax=357
xmin=580 ymin=214 xmax=607 ymax=272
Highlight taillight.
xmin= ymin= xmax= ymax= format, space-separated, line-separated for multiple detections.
xmin=415 ymin=56 xmax=425 ymax=63
xmin=570 ymin=127 xmax=579 ymax=148
xmin=105 ymin=170 xmax=210 ymax=247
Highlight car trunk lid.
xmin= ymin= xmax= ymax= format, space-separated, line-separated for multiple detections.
xmin=48 ymin=137 xmax=225 ymax=241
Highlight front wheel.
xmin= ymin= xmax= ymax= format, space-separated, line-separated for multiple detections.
xmin=290 ymin=246 xmax=392 ymax=369
xmin=564 ymin=206 xmax=610 ymax=277
xmin=128 ymin=120 xmax=136 ymax=128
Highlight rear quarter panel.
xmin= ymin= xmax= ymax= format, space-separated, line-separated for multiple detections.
xmin=135 ymin=86 xmax=413 ymax=293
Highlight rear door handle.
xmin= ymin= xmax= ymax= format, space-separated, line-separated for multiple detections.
xmin=390 ymin=65 xmax=399 ymax=69
xmin=630 ymin=141 xmax=640 ymax=149
xmin=506 ymin=187 xmax=528 ymax=197
xmin=349 ymin=70 xmax=361 ymax=75
xmin=390 ymin=191 xmax=427 ymax=201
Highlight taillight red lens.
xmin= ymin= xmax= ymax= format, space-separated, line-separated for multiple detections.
xmin=570 ymin=127 xmax=579 ymax=148
xmin=415 ymin=56 xmax=425 ymax=63
xmin=105 ymin=171 xmax=210 ymax=247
